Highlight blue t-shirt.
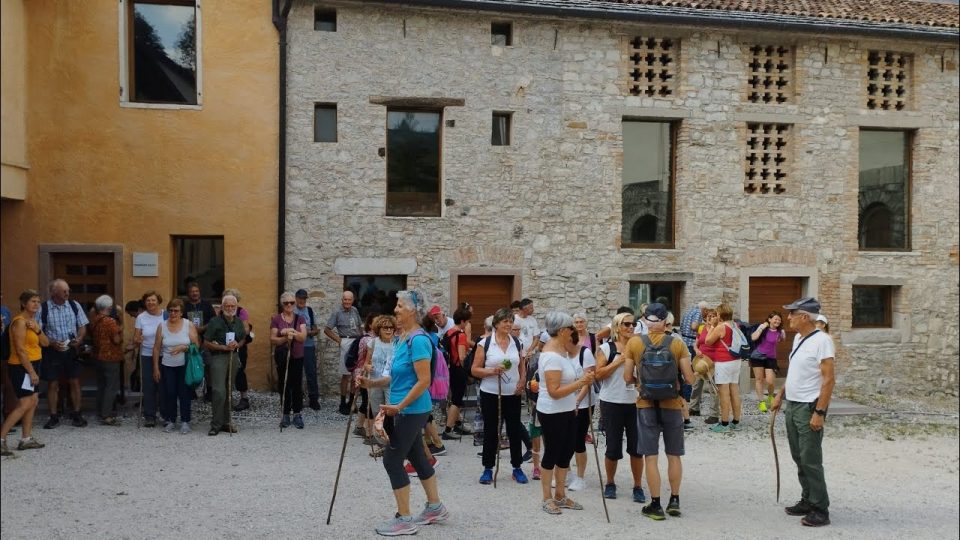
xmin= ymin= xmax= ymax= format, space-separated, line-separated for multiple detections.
xmin=389 ymin=331 xmax=434 ymax=415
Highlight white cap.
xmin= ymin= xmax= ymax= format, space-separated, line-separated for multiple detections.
xmin=816 ymin=314 xmax=828 ymax=324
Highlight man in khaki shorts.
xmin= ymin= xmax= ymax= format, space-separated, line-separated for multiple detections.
xmin=323 ymin=291 xmax=362 ymax=415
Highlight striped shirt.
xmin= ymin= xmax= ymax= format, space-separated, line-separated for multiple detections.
xmin=36 ymin=300 xmax=88 ymax=342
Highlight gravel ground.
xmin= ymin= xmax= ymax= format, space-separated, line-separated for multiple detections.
xmin=1 ymin=391 xmax=958 ymax=540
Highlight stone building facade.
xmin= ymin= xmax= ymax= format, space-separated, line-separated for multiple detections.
xmin=283 ymin=0 xmax=959 ymax=409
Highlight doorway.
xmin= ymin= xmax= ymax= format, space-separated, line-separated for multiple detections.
xmin=455 ymin=274 xmax=516 ymax=341
xmin=748 ymin=276 xmax=803 ymax=372
xmin=51 ymin=253 xmax=117 ymax=312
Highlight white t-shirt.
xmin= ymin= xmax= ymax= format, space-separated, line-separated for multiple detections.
xmin=575 ymin=346 xmax=598 ymax=409
xmin=536 ymin=351 xmax=582 ymax=414
xmin=136 ymin=311 xmax=166 ymax=357
xmin=634 ymin=319 xmax=650 ymax=335
xmin=437 ymin=316 xmax=455 ymax=335
xmin=785 ymin=331 xmax=835 ymax=403
xmin=479 ymin=335 xmax=522 ymax=395
xmin=515 ymin=314 xmax=539 ymax=355
xmin=597 ymin=342 xmax=638 ymax=404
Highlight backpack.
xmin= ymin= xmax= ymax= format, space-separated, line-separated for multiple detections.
xmin=726 ymin=321 xmax=753 ymax=359
xmin=577 ymin=346 xmax=601 ymax=393
xmin=344 ymin=336 xmax=363 ymax=372
xmin=637 ymin=334 xmax=679 ymax=402
xmin=440 ymin=328 xmax=464 ymax=366
xmin=407 ymin=330 xmax=448 ymax=401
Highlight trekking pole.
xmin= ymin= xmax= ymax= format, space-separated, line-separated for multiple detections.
xmin=769 ymin=405 xmax=781 ymax=502
xmin=228 ymin=350 xmax=235 ymax=436
xmin=494 ymin=375 xmax=502 ymax=489
xmin=588 ymin=390 xmax=611 ymax=523
xmin=326 ymin=380 xmax=360 ymax=525
xmin=279 ymin=344 xmax=292 ymax=432
xmin=137 ymin=352 xmax=143 ymax=429
xmin=318 ymin=338 xmax=329 ymax=401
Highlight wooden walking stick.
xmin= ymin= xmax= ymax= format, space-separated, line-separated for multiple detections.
xmin=770 ymin=403 xmax=781 ymax=502
xmin=137 ymin=352 xmax=143 ymax=429
xmin=494 ymin=374 xmax=502 ymax=488
xmin=326 ymin=379 xmax=361 ymax=525
xmin=279 ymin=344 xmax=292 ymax=432
xmin=227 ymin=350 xmax=236 ymax=436
xmin=588 ymin=390 xmax=611 ymax=523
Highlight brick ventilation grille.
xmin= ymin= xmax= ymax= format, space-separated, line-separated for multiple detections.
xmin=747 ymin=45 xmax=792 ymax=103
xmin=744 ymin=123 xmax=789 ymax=193
xmin=865 ymin=51 xmax=910 ymax=110
xmin=628 ymin=37 xmax=677 ymax=97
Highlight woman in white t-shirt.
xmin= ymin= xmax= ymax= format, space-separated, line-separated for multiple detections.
xmin=567 ymin=323 xmax=598 ymax=493
xmin=472 ymin=308 xmax=527 ymax=485
xmin=133 ymin=291 xmax=165 ymax=428
xmin=153 ymin=298 xmax=199 ymax=434
xmin=535 ymin=311 xmax=595 ymax=515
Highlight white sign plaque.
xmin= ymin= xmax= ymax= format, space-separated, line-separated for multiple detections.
xmin=132 ymin=252 xmax=159 ymax=277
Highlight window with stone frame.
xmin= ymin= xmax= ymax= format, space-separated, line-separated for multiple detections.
xmin=864 ymin=51 xmax=911 ymax=111
xmin=745 ymin=45 xmax=793 ymax=104
xmin=121 ymin=0 xmax=200 ymax=106
xmin=628 ymin=282 xmax=683 ymax=315
xmin=744 ymin=123 xmax=790 ymax=194
xmin=344 ymin=275 xmax=406 ymax=319
xmin=627 ymin=37 xmax=678 ymax=97
xmin=386 ymin=109 xmax=442 ymax=217
xmin=621 ymin=120 xmax=676 ymax=247
xmin=852 ymin=285 xmax=894 ymax=328
xmin=858 ymin=130 xmax=911 ymax=250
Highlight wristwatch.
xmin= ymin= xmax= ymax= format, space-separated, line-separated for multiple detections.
xmin=813 ymin=408 xmax=828 ymax=418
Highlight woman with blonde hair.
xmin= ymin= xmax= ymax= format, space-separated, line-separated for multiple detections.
xmin=702 ymin=303 xmax=742 ymax=432
xmin=360 ymin=314 xmax=397 ymax=446
xmin=134 ymin=290 xmax=165 ymax=427
xmin=1 ymin=290 xmax=49 ymax=455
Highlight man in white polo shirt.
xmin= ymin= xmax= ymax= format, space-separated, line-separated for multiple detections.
xmin=772 ymin=297 xmax=835 ymax=528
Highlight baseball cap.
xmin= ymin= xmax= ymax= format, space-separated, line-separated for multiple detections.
xmin=642 ymin=302 xmax=668 ymax=323
xmin=295 ymin=289 xmax=309 ymax=299
xmin=428 ymin=305 xmax=443 ymax=316
xmin=816 ymin=314 xmax=829 ymax=324
xmin=782 ymin=297 xmax=821 ymax=314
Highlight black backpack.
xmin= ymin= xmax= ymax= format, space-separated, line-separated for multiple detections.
xmin=344 ymin=336 xmax=363 ymax=372
xmin=577 ymin=346 xmax=601 ymax=393
xmin=637 ymin=334 xmax=679 ymax=402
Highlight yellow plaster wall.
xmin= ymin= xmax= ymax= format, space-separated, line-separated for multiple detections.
xmin=0 ymin=0 xmax=280 ymax=389
xmin=1 ymin=0 xmax=28 ymax=200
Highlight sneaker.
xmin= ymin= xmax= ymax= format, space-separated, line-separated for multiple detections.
xmin=441 ymin=429 xmax=461 ymax=440
xmin=280 ymin=415 xmax=291 ymax=428
xmin=709 ymin=423 xmax=730 ymax=433
xmin=522 ymin=449 xmax=533 ymax=462
xmin=338 ymin=402 xmax=350 ymax=415
xmin=758 ymin=400 xmax=768 ymax=413
xmin=704 ymin=416 xmax=719 ymax=424
xmin=766 ymin=395 xmax=774 ymax=408
xmin=632 ymin=486 xmax=646 ymax=503
xmin=1 ymin=440 xmax=13 ymax=456
xmin=531 ymin=466 xmax=541 ymax=480
xmin=17 ymin=437 xmax=45 ymax=451
xmin=568 ymin=476 xmax=586 ymax=491
xmin=233 ymin=397 xmax=250 ymax=412
xmin=413 ymin=502 xmax=449 ymax=525
xmin=604 ymin=483 xmax=617 ymax=499
xmin=585 ymin=433 xmax=593 ymax=444
xmin=43 ymin=415 xmax=60 ymax=429
xmin=479 ymin=468 xmax=493 ymax=484
xmin=688 ymin=410 xmax=701 ymax=416
xmin=785 ymin=499 xmax=814 ymax=516
xmin=221 ymin=424 xmax=238 ymax=434
xmin=428 ymin=444 xmax=447 ymax=456
xmin=143 ymin=417 xmax=157 ymax=428
xmin=642 ymin=503 xmax=666 ymax=521
xmin=666 ymin=498 xmax=681 ymax=517
xmin=683 ymin=420 xmax=694 ymax=431
xmin=801 ymin=509 xmax=831 ymax=527
xmin=180 ymin=422 xmax=191 ymax=434
xmin=101 ymin=417 xmax=121 ymax=426
xmin=453 ymin=423 xmax=473 ymax=435
xmin=554 ymin=496 xmax=583 ymax=510
xmin=163 ymin=421 xmax=176 ymax=433
xmin=309 ymin=398 xmax=321 ymax=411
xmin=730 ymin=422 xmax=741 ymax=431
xmin=512 ymin=468 xmax=529 ymax=484
xmin=369 ymin=446 xmax=385 ymax=458
xmin=293 ymin=414 xmax=304 ymax=429
xmin=406 ymin=457 xmax=438 ymax=478
xmin=374 ymin=515 xmax=419 ymax=536
xmin=208 ymin=427 xmax=219 ymax=436
xmin=71 ymin=413 xmax=88 ymax=428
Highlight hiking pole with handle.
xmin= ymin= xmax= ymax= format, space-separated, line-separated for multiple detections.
xmin=770 ymin=402 xmax=781 ymax=502
xmin=137 ymin=351 xmax=143 ymax=429
xmin=228 ymin=350 xmax=235 ymax=436
xmin=587 ymin=388 xmax=610 ymax=523
xmin=326 ymin=377 xmax=361 ymax=525
xmin=494 ymin=374 xmax=502 ymax=488
xmin=279 ymin=339 xmax=292 ymax=432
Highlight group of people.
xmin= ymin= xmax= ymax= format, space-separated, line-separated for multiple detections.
xmin=0 ymin=281 xmax=837 ymax=533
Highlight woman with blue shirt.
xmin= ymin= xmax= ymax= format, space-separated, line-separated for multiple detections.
xmin=375 ymin=290 xmax=449 ymax=536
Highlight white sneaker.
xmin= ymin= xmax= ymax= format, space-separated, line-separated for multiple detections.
xmin=163 ymin=422 xmax=176 ymax=433
xmin=180 ymin=422 xmax=191 ymax=434
xmin=568 ymin=476 xmax=586 ymax=491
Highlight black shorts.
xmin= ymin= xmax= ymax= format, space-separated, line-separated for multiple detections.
xmin=449 ymin=363 xmax=468 ymax=408
xmin=749 ymin=354 xmax=778 ymax=370
xmin=8 ymin=363 xmax=39 ymax=398
xmin=41 ymin=347 xmax=82 ymax=381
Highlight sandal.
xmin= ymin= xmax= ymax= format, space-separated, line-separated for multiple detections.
xmin=541 ymin=499 xmax=562 ymax=515
xmin=369 ymin=446 xmax=385 ymax=458
xmin=555 ymin=496 xmax=584 ymax=510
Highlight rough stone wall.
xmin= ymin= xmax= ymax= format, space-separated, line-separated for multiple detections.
xmin=285 ymin=2 xmax=959 ymax=409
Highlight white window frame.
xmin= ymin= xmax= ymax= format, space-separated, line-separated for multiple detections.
xmin=118 ymin=0 xmax=203 ymax=110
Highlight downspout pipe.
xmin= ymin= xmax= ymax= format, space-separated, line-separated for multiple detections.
xmin=373 ymin=0 xmax=959 ymax=43
xmin=273 ymin=0 xmax=293 ymax=302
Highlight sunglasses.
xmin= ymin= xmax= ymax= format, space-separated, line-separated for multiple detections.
xmin=282 ymin=301 xmax=295 ymax=306
xmin=168 ymin=308 xmax=181 ymax=313
xmin=382 ymin=326 xmax=395 ymax=330
xmin=621 ymin=321 xmax=636 ymax=327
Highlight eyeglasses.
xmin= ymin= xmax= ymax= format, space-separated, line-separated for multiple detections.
xmin=382 ymin=326 xmax=395 ymax=331
xmin=621 ymin=321 xmax=636 ymax=327
xmin=282 ymin=301 xmax=295 ymax=306
xmin=168 ymin=309 xmax=181 ymax=313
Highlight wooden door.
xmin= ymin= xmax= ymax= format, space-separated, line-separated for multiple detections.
xmin=748 ymin=277 xmax=803 ymax=372
xmin=456 ymin=275 xmax=514 ymax=341
xmin=52 ymin=253 xmax=116 ymax=313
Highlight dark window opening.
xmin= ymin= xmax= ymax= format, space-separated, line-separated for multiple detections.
xmin=344 ymin=275 xmax=407 ymax=319
xmin=629 ymin=282 xmax=682 ymax=315
xmin=386 ymin=109 xmax=442 ymax=217
xmin=631 ymin=215 xmax=658 ymax=243
xmin=315 ymin=8 xmax=337 ymax=32
xmin=491 ymin=22 xmax=512 ymax=46
xmin=852 ymin=285 xmax=893 ymax=328
xmin=129 ymin=1 xmax=197 ymax=105
xmin=622 ymin=120 xmax=675 ymax=247
xmin=492 ymin=112 xmax=512 ymax=146
xmin=314 ymin=103 xmax=338 ymax=142
xmin=858 ymin=130 xmax=910 ymax=250
xmin=174 ymin=236 xmax=224 ymax=303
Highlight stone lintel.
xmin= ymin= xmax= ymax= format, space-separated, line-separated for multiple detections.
xmin=333 ymin=257 xmax=417 ymax=275
xmin=369 ymin=96 xmax=465 ymax=108
xmin=733 ymin=112 xmax=805 ymax=124
xmin=619 ymin=107 xmax=691 ymax=120
xmin=846 ymin=113 xmax=932 ymax=129
xmin=625 ymin=272 xmax=695 ymax=282
xmin=852 ymin=276 xmax=906 ymax=286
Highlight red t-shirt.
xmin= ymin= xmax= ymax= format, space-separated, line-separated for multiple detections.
xmin=697 ymin=324 xmax=736 ymax=362
xmin=444 ymin=327 xmax=469 ymax=366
